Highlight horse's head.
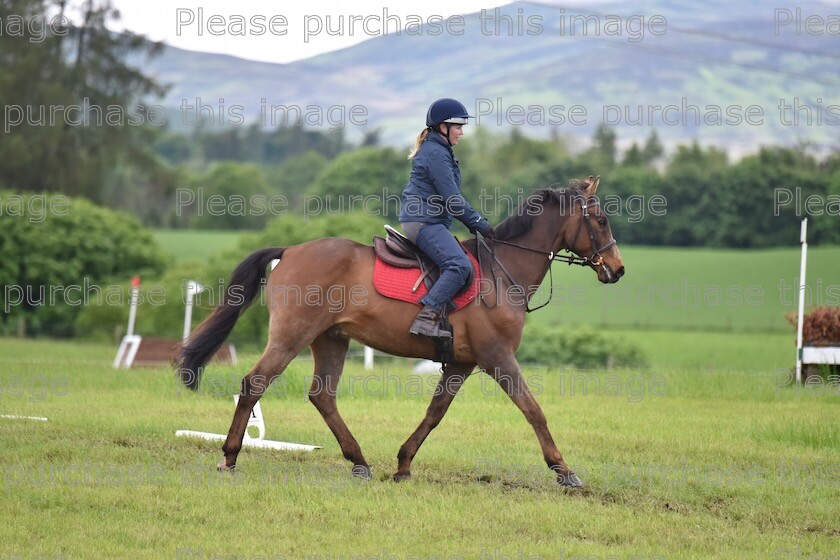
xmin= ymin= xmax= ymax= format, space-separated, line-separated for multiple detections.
xmin=564 ymin=176 xmax=625 ymax=284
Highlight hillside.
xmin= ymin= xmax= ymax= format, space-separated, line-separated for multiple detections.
xmin=136 ymin=0 xmax=840 ymax=153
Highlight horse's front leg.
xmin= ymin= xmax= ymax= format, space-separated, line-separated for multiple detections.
xmin=219 ymin=345 xmax=299 ymax=471
xmin=481 ymin=355 xmax=582 ymax=487
xmin=393 ymin=363 xmax=475 ymax=481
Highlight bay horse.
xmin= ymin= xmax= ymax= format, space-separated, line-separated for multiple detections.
xmin=177 ymin=176 xmax=624 ymax=487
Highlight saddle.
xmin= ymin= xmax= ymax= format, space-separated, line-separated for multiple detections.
xmin=372 ymin=225 xmax=475 ymax=296
xmin=373 ymin=225 xmax=478 ymax=365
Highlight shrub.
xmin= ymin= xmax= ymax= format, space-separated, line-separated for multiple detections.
xmin=516 ymin=324 xmax=648 ymax=369
xmin=0 ymin=192 xmax=168 ymax=337
xmin=786 ymin=307 xmax=840 ymax=345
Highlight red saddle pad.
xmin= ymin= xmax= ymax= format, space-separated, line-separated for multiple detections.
xmin=372 ymin=249 xmax=481 ymax=312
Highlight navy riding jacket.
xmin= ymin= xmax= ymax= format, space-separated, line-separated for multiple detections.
xmin=399 ymin=132 xmax=489 ymax=232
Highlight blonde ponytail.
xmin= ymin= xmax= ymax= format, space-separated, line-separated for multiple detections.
xmin=407 ymin=128 xmax=431 ymax=159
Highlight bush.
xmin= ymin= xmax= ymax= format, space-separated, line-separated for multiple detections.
xmin=0 ymin=192 xmax=168 ymax=337
xmin=786 ymin=306 xmax=840 ymax=345
xmin=75 ymin=262 xmax=208 ymax=342
xmin=74 ymin=290 xmax=129 ymax=342
xmin=516 ymin=324 xmax=648 ymax=369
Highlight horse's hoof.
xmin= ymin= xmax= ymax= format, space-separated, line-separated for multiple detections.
xmin=558 ymin=471 xmax=582 ymax=487
xmin=351 ymin=464 xmax=372 ymax=480
xmin=217 ymin=462 xmax=236 ymax=473
xmin=393 ymin=472 xmax=412 ymax=482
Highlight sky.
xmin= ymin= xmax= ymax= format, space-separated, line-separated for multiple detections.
xmin=107 ymin=0 xmax=516 ymax=64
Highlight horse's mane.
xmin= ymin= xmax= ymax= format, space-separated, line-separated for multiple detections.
xmin=494 ymin=181 xmax=586 ymax=241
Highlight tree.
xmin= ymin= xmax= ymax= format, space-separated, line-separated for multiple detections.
xmin=659 ymin=142 xmax=728 ymax=246
xmin=0 ymin=0 xmax=166 ymax=200
xmin=622 ymin=131 xmax=664 ymax=167
xmin=641 ymin=130 xmax=664 ymax=165
xmin=585 ymin=124 xmax=618 ymax=168
xmin=187 ymin=163 xmax=274 ymax=230
xmin=308 ymin=147 xmax=409 ymax=217
xmin=265 ymin=151 xmax=329 ymax=208
xmin=622 ymin=143 xmax=645 ymax=167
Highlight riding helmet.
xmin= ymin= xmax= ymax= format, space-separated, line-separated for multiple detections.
xmin=425 ymin=98 xmax=474 ymax=127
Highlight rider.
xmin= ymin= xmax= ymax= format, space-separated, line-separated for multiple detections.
xmin=399 ymin=98 xmax=495 ymax=339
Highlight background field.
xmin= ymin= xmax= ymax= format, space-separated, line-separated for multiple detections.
xmin=153 ymin=229 xmax=244 ymax=263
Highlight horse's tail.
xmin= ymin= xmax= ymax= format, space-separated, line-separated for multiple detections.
xmin=177 ymin=247 xmax=286 ymax=390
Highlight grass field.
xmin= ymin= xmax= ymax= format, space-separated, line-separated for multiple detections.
xmin=10 ymin=233 xmax=836 ymax=558
xmin=526 ymin=245 xmax=840 ymax=333
xmin=1 ymin=336 xmax=838 ymax=559
xmin=153 ymin=229 xmax=243 ymax=263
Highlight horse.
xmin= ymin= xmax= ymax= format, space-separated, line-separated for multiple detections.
xmin=177 ymin=175 xmax=625 ymax=487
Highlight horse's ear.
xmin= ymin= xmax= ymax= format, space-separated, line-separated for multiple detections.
xmin=578 ymin=175 xmax=593 ymax=190
xmin=582 ymin=175 xmax=601 ymax=195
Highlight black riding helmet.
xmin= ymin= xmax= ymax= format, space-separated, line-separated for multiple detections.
xmin=425 ymin=98 xmax=474 ymax=145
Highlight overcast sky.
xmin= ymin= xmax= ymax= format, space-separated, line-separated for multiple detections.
xmin=107 ymin=1 xmax=515 ymax=64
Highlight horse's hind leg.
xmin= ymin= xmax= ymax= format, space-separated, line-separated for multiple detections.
xmin=308 ymin=330 xmax=371 ymax=479
xmin=482 ymin=354 xmax=582 ymax=487
xmin=219 ymin=345 xmax=299 ymax=471
xmin=393 ymin=363 xmax=475 ymax=481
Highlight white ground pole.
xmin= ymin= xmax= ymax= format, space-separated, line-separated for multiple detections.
xmin=113 ymin=276 xmax=143 ymax=368
xmin=183 ymin=281 xmax=206 ymax=341
xmin=0 ymin=415 xmax=48 ymax=421
xmin=795 ymin=218 xmax=808 ymax=384
xmin=176 ymin=395 xmax=321 ymax=451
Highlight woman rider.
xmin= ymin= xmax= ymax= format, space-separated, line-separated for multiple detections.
xmin=399 ymin=98 xmax=495 ymax=339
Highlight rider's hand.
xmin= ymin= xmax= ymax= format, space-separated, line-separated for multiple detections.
xmin=477 ymin=222 xmax=495 ymax=239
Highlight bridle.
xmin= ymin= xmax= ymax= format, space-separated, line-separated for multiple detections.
xmin=476 ymin=194 xmax=617 ymax=312
xmin=564 ymin=194 xmax=617 ymax=266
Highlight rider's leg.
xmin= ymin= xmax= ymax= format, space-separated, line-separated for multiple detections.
xmin=409 ymin=223 xmax=471 ymax=338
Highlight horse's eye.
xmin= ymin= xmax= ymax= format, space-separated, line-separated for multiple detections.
xmin=598 ymin=218 xmax=607 ymax=227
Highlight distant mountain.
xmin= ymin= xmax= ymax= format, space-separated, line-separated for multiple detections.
xmin=136 ymin=0 xmax=840 ymax=155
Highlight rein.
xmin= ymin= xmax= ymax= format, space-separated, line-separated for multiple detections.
xmin=476 ymin=195 xmax=616 ymax=313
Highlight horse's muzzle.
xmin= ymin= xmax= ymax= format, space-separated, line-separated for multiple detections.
xmin=599 ymin=263 xmax=624 ymax=284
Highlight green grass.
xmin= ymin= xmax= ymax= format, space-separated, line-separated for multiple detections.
xmin=528 ymin=245 xmax=840 ymax=333
xmin=609 ymin=329 xmax=794 ymax=372
xmin=1 ymin=336 xmax=837 ymax=559
xmin=152 ymin=229 xmax=243 ymax=263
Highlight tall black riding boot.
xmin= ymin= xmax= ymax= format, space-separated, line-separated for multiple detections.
xmin=409 ymin=305 xmax=452 ymax=338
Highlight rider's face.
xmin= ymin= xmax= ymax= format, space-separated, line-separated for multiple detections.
xmin=439 ymin=123 xmax=464 ymax=145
